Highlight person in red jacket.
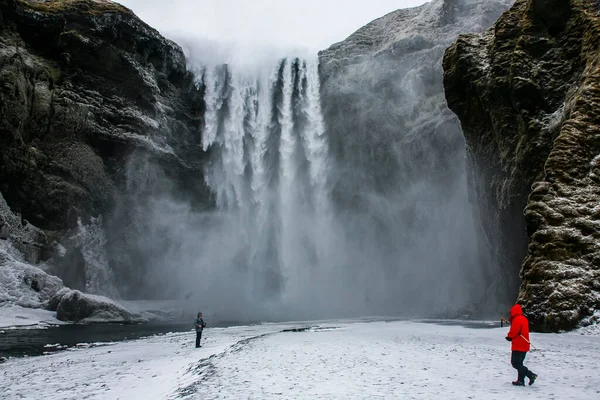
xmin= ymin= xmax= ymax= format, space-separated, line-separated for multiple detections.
xmin=505 ymin=304 xmax=538 ymax=386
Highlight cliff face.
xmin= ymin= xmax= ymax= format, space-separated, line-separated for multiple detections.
xmin=318 ymin=0 xmax=513 ymax=314
xmin=0 ymin=0 xmax=207 ymax=231
xmin=444 ymin=0 xmax=600 ymax=331
xmin=319 ymin=0 xmax=512 ymax=201
xmin=1 ymin=190 xmax=64 ymax=309
xmin=0 ymin=0 xmax=210 ymax=298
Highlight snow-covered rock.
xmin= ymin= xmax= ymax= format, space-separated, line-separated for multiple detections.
xmin=49 ymin=288 xmax=136 ymax=323
xmin=1 ymin=190 xmax=134 ymax=326
xmin=0 ymin=191 xmax=48 ymax=264
xmin=578 ymin=311 xmax=600 ymax=335
xmin=0 ymin=252 xmax=63 ymax=308
xmin=1 ymin=192 xmax=64 ymax=309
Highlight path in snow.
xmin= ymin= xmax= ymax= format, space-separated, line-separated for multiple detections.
xmin=1 ymin=320 xmax=599 ymax=399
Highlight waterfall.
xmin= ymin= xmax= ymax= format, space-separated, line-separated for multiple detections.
xmin=179 ymin=53 xmax=482 ymax=321
xmin=200 ymin=58 xmax=332 ymax=305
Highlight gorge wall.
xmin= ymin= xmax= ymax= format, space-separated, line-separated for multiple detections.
xmin=0 ymin=0 xmax=210 ymax=302
xmin=318 ymin=0 xmax=513 ymax=315
xmin=444 ymin=0 xmax=600 ymax=331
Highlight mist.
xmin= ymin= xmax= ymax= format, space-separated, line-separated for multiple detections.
xmin=117 ymin=0 xmax=428 ymax=52
xmin=100 ymin=0 xmax=511 ymax=323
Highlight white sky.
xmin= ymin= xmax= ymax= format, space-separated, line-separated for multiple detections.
xmin=117 ymin=0 xmax=428 ymax=52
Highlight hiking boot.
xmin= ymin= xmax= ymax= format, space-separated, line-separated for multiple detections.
xmin=512 ymin=381 xmax=525 ymax=386
xmin=529 ymin=374 xmax=537 ymax=386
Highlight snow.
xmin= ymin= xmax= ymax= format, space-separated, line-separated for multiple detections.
xmin=0 ymin=304 xmax=65 ymax=329
xmin=0 ymin=293 xmax=190 ymax=329
xmin=578 ymin=311 xmax=600 ymax=335
xmin=0 ymin=239 xmax=64 ymax=308
xmin=1 ymin=192 xmax=65 ymax=316
xmin=2 ymin=320 xmax=599 ymax=399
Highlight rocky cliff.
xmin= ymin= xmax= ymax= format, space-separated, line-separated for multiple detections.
xmin=318 ymin=0 xmax=513 ymax=314
xmin=0 ymin=0 xmax=210 ymax=303
xmin=444 ymin=0 xmax=600 ymax=331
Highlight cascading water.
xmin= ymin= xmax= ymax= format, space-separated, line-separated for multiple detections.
xmin=198 ymin=58 xmax=335 ymax=313
xmin=135 ymin=46 xmax=488 ymax=322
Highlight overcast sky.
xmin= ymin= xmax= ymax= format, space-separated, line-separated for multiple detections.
xmin=117 ymin=0 xmax=428 ymax=53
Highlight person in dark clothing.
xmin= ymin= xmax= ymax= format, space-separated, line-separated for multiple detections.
xmin=505 ymin=304 xmax=538 ymax=386
xmin=194 ymin=312 xmax=206 ymax=348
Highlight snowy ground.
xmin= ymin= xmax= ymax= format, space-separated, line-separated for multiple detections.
xmin=0 ymin=300 xmax=190 ymax=330
xmin=0 ymin=304 xmax=68 ymax=329
xmin=1 ymin=320 xmax=599 ymax=399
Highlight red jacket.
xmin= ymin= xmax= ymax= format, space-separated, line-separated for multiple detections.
xmin=507 ymin=304 xmax=530 ymax=352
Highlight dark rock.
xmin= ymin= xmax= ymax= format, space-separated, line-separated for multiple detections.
xmin=0 ymin=0 xmax=213 ymax=297
xmin=0 ymin=0 xmax=211 ymax=233
xmin=50 ymin=288 xmax=133 ymax=323
xmin=533 ymin=0 xmax=572 ymax=34
xmin=443 ymin=0 xmax=600 ymax=331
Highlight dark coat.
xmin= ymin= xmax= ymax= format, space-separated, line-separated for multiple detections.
xmin=195 ymin=317 xmax=206 ymax=332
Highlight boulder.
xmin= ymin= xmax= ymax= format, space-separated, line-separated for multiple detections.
xmin=50 ymin=288 xmax=136 ymax=323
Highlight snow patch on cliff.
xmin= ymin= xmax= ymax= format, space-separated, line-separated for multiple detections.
xmin=0 ymin=239 xmax=64 ymax=309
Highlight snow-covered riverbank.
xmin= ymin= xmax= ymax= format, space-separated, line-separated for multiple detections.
xmin=2 ymin=320 xmax=599 ymax=399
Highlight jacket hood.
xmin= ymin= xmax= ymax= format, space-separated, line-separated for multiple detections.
xmin=510 ymin=304 xmax=523 ymax=318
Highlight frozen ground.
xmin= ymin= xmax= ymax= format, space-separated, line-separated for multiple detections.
xmin=0 ymin=304 xmax=67 ymax=329
xmin=0 ymin=301 xmax=190 ymax=330
xmin=1 ymin=320 xmax=599 ymax=399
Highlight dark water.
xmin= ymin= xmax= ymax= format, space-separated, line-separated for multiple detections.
xmin=0 ymin=322 xmax=193 ymax=358
xmin=421 ymin=319 xmax=502 ymax=329
xmin=0 ymin=318 xmax=501 ymax=359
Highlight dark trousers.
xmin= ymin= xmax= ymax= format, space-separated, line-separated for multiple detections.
xmin=195 ymin=331 xmax=203 ymax=347
xmin=511 ymin=351 xmax=534 ymax=382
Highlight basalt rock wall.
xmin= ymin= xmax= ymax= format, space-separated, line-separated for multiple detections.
xmin=444 ymin=0 xmax=600 ymax=331
xmin=0 ymin=0 xmax=211 ymax=298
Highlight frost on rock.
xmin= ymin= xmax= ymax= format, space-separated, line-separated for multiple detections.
xmin=578 ymin=310 xmax=600 ymax=335
xmin=0 ymin=191 xmax=64 ymax=309
xmin=0 ymin=244 xmax=63 ymax=308
xmin=0 ymin=192 xmax=47 ymax=264
xmin=49 ymin=288 xmax=138 ymax=323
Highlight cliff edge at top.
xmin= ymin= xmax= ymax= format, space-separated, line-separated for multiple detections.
xmin=444 ymin=0 xmax=600 ymax=331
